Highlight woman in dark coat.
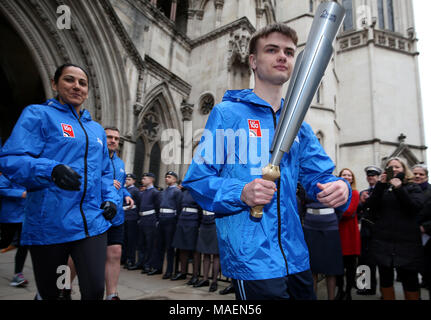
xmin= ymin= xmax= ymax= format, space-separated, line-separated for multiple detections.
xmin=364 ymin=157 xmax=424 ymax=300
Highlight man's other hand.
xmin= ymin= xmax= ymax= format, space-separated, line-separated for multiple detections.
xmin=316 ymin=180 xmax=349 ymax=208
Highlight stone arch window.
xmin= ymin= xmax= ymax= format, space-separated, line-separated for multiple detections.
xmin=153 ymin=0 xmax=188 ymax=33
xmin=316 ymin=130 xmax=324 ymax=147
xmin=133 ymin=136 xmax=146 ymax=181
xmin=199 ymin=94 xmax=215 ymax=115
xmin=149 ymin=142 xmax=161 ymax=187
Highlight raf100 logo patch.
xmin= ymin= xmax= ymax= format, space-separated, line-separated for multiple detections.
xmin=61 ymin=123 xmax=75 ymax=138
xmin=248 ymin=119 xmax=262 ymax=138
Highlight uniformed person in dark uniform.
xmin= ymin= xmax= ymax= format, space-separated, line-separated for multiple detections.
xmin=356 ymin=165 xmax=382 ymax=296
xmin=135 ymin=173 xmax=160 ymax=274
xmin=171 ymin=186 xmax=202 ymax=283
xmin=123 ymin=174 xmax=141 ymax=270
xmin=148 ymin=171 xmax=182 ymax=279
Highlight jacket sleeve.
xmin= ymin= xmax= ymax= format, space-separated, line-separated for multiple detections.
xmin=0 ymin=176 xmax=26 ymax=198
xmin=182 ymin=107 xmax=248 ymax=214
xmin=297 ymin=123 xmax=352 ymax=213
xmin=0 ymin=106 xmax=60 ymax=190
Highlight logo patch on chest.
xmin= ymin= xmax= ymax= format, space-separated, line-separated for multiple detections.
xmin=61 ymin=123 xmax=75 ymax=138
xmin=248 ymin=119 xmax=262 ymax=138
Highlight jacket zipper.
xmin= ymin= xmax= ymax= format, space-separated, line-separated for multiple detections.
xmin=70 ymin=107 xmax=90 ymax=237
xmin=271 ymin=109 xmax=289 ymax=275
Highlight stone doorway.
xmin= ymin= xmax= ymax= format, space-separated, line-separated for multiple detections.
xmin=0 ymin=11 xmax=45 ymax=145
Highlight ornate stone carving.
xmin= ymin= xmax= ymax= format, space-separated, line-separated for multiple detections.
xmin=181 ymin=101 xmax=194 ymax=121
xmin=200 ymin=94 xmax=215 ymax=115
xmin=227 ymin=28 xmax=250 ymax=71
xmin=141 ymin=111 xmax=161 ymax=141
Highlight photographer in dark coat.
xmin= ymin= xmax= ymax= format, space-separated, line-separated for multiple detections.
xmin=364 ymin=157 xmax=424 ymax=300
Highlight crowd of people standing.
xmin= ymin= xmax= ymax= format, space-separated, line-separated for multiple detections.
xmin=299 ymin=160 xmax=431 ymax=300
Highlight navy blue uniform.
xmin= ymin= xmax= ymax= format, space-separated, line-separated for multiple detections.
xmin=137 ymin=186 xmax=160 ymax=270
xmin=172 ymin=189 xmax=201 ymax=251
xmin=152 ymin=185 xmax=182 ymax=275
xmin=123 ymin=185 xmax=140 ymax=265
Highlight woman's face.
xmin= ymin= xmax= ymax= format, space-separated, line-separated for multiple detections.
xmin=340 ymin=169 xmax=353 ymax=184
xmin=51 ymin=66 xmax=89 ymax=108
xmin=413 ymin=167 xmax=428 ymax=184
xmin=387 ymin=160 xmax=404 ymax=176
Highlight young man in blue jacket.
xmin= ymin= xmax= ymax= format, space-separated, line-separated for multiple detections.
xmin=182 ymin=23 xmax=351 ymax=300
xmin=104 ymin=127 xmax=134 ymax=300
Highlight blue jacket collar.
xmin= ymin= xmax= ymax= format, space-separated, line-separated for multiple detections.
xmin=45 ymin=99 xmax=92 ymax=122
xmin=222 ymin=89 xmax=284 ymax=110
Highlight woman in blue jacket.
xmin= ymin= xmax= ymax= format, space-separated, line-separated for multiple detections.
xmin=0 ymin=64 xmax=118 ymax=300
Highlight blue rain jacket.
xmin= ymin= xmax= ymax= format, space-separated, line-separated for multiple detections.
xmin=0 ymin=174 xmax=26 ymax=223
xmin=183 ymin=89 xmax=351 ymax=280
xmin=0 ymin=99 xmax=119 ymax=245
xmin=109 ymin=152 xmax=131 ymax=226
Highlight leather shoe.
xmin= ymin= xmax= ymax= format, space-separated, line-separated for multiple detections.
xmin=141 ymin=267 xmax=151 ymax=274
xmin=187 ymin=276 xmax=199 ymax=286
xmin=147 ymin=269 xmax=162 ymax=276
xmin=209 ymin=281 xmax=218 ymax=292
xmin=127 ymin=264 xmax=141 ymax=271
xmin=193 ymin=279 xmax=209 ymax=287
xmin=162 ymin=273 xmax=172 ymax=279
xmin=171 ymin=273 xmax=187 ymax=281
xmin=219 ymin=283 xmax=235 ymax=295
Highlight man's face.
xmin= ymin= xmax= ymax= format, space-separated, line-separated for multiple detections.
xmin=165 ymin=175 xmax=177 ymax=186
xmin=249 ymin=32 xmax=296 ymax=86
xmin=105 ymin=129 xmax=120 ymax=153
xmin=413 ymin=167 xmax=428 ymax=184
xmin=366 ymin=174 xmax=379 ymax=186
xmin=141 ymin=176 xmax=154 ymax=187
xmin=125 ymin=177 xmax=135 ymax=187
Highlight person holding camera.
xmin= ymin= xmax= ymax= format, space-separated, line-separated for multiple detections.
xmin=0 ymin=64 xmax=119 ymax=300
xmin=363 ymin=157 xmax=424 ymax=300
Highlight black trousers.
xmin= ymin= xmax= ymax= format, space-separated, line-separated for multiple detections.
xmin=0 ymin=223 xmax=20 ymax=248
xmin=0 ymin=223 xmax=28 ymax=274
xmin=336 ymin=255 xmax=358 ymax=292
xmin=233 ymin=269 xmax=316 ymax=300
xmin=153 ymin=219 xmax=176 ymax=274
xmin=29 ymin=232 xmax=107 ymax=300
xmin=123 ymin=220 xmax=138 ymax=264
xmin=137 ymin=222 xmax=157 ymax=269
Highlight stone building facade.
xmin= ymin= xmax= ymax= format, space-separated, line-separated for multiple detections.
xmin=0 ymin=0 xmax=426 ymax=190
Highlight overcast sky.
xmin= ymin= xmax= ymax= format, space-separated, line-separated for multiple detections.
xmin=412 ymin=0 xmax=430 ymax=167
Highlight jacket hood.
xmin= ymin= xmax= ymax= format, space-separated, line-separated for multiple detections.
xmin=45 ymin=99 xmax=92 ymax=122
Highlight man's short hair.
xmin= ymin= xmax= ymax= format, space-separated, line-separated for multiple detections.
xmin=104 ymin=126 xmax=120 ymax=133
xmin=248 ymin=23 xmax=298 ymax=56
